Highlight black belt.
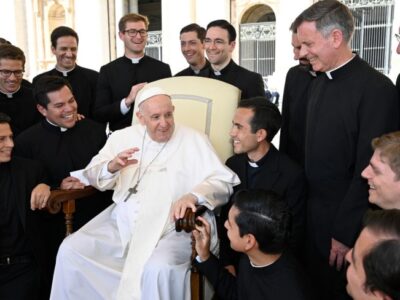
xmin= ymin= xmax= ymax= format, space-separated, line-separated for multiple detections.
xmin=0 ymin=254 xmax=33 ymax=266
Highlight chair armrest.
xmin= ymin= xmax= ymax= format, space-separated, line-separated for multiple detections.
xmin=46 ymin=186 xmax=97 ymax=214
xmin=175 ymin=205 xmax=208 ymax=233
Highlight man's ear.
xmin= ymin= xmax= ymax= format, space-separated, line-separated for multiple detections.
xmin=229 ymin=40 xmax=236 ymax=52
xmin=118 ymin=31 xmax=124 ymax=41
xmin=331 ymin=29 xmax=344 ymax=49
xmin=51 ymin=46 xmax=56 ymax=55
xmin=36 ymin=104 xmax=47 ymax=117
xmin=256 ymin=128 xmax=267 ymax=142
xmin=136 ymin=110 xmax=145 ymax=125
xmin=244 ymin=233 xmax=257 ymax=251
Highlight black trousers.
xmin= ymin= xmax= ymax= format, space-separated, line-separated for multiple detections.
xmin=0 ymin=260 xmax=41 ymax=300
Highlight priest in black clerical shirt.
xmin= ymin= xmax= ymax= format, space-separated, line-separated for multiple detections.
xmin=0 ymin=112 xmax=51 ymax=300
xmin=32 ymin=26 xmax=99 ymax=118
xmin=0 ymin=44 xmax=41 ymax=137
xmin=204 ymin=20 xmax=265 ymax=100
xmin=14 ymin=76 xmax=112 ymax=298
xmin=93 ymin=13 xmax=171 ymax=132
xmin=175 ymin=23 xmax=211 ymax=77
xmin=220 ymin=98 xmax=307 ymax=273
xmin=194 ymin=190 xmax=312 ymax=300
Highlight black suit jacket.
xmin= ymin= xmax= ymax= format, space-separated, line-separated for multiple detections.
xmin=280 ymin=65 xmax=314 ymax=167
xmin=208 ymin=60 xmax=265 ymax=99
xmin=174 ymin=60 xmax=211 ymax=77
xmin=221 ymin=146 xmax=307 ymax=265
xmin=8 ymin=156 xmax=49 ymax=298
xmin=94 ymin=55 xmax=172 ymax=131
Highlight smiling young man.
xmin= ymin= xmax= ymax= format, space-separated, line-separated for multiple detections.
xmin=194 ymin=189 xmax=311 ymax=300
xmin=292 ymin=2 xmax=399 ymax=298
xmin=0 ymin=44 xmax=41 ymax=136
xmin=14 ymin=75 xmax=111 ymax=297
xmin=220 ymin=98 xmax=306 ymax=273
xmin=94 ymin=13 xmax=171 ymax=132
xmin=0 ymin=112 xmax=51 ymax=300
xmin=345 ymin=209 xmax=400 ymax=300
xmin=204 ymin=19 xmax=265 ymax=99
xmin=361 ymin=131 xmax=400 ymax=210
xmin=175 ymin=23 xmax=210 ymax=76
xmin=33 ymin=26 xmax=99 ymax=118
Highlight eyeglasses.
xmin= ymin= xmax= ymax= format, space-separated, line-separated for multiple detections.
xmin=123 ymin=29 xmax=148 ymax=37
xmin=395 ymin=33 xmax=400 ymax=43
xmin=0 ymin=69 xmax=24 ymax=78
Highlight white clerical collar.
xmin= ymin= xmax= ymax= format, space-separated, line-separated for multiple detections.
xmin=55 ymin=65 xmax=76 ymax=77
xmin=128 ymin=55 xmax=144 ymax=64
xmin=46 ymin=119 xmax=68 ymax=132
xmin=249 ymin=259 xmax=275 ymax=268
xmin=191 ymin=67 xmax=200 ymax=75
xmin=248 ymin=161 xmax=259 ymax=168
xmin=0 ymin=86 xmax=20 ymax=98
xmin=325 ymin=54 xmax=356 ymax=80
xmin=211 ymin=59 xmax=230 ymax=75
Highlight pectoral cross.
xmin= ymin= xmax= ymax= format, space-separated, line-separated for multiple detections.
xmin=123 ymin=183 xmax=139 ymax=202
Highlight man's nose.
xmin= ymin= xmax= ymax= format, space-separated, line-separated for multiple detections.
xmin=159 ymin=117 xmax=168 ymax=127
xmin=182 ymin=44 xmax=189 ymax=52
xmin=361 ymin=165 xmax=370 ymax=179
xmin=229 ymin=127 xmax=236 ymax=137
xmin=6 ymin=137 xmax=14 ymax=147
xmin=299 ymin=45 xmax=308 ymax=60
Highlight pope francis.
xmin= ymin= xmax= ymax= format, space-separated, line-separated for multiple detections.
xmin=50 ymin=86 xmax=239 ymax=300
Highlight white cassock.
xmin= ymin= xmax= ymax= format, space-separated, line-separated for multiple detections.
xmin=50 ymin=123 xmax=240 ymax=300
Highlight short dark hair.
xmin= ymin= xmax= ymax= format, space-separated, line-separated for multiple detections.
xmin=33 ymin=75 xmax=73 ymax=108
xmin=361 ymin=210 xmax=400 ymax=298
xmin=51 ymin=26 xmax=79 ymax=48
xmin=363 ymin=209 xmax=400 ymax=239
xmin=0 ymin=112 xmax=11 ymax=125
xmin=0 ymin=38 xmax=11 ymax=45
xmin=180 ymin=23 xmax=206 ymax=42
xmin=293 ymin=0 xmax=354 ymax=43
xmin=0 ymin=44 xmax=25 ymax=66
xmin=238 ymin=97 xmax=282 ymax=143
xmin=363 ymin=239 xmax=400 ymax=299
xmin=206 ymin=19 xmax=236 ymax=42
xmin=233 ymin=189 xmax=290 ymax=254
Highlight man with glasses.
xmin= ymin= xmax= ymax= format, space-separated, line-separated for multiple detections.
xmin=205 ymin=19 xmax=265 ymax=99
xmin=0 ymin=38 xmax=32 ymax=89
xmin=33 ymin=26 xmax=99 ymax=118
xmin=0 ymin=44 xmax=41 ymax=136
xmin=93 ymin=13 xmax=172 ymax=132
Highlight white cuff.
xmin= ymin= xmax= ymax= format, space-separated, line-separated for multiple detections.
xmin=191 ymin=192 xmax=206 ymax=205
xmin=100 ymin=162 xmax=118 ymax=180
xmin=120 ymin=98 xmax=131 ymax=115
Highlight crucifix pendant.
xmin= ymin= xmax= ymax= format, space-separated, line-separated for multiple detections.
xmin=123 ymin=183 xmax=139 ymax=202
